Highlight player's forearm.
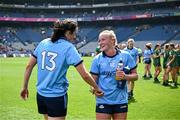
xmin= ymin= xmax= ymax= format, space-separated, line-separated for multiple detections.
xmin=23 ymin=65 xmax=33 ymax=89
xmin=136 ymin=57 xmax=139 ymax=64
xmin=124 ymin=73 xmax=138 ymax=81
xmin=82 ymin=73 xmax=99 ymax=89
xmin=23 ymin=57 xmax=37 ymax=89
xmin=76 ymin=63 xmax=99 ymax=89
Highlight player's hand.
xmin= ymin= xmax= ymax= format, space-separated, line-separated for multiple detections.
xmin=93 ymin=88 xmax=104 ymax=97
xmin=89 ymin=87 xmax=95 ymax=94
xmin=90 ymin=87 xmax=104 ymax=97
xmin=20 ymin=88 xmax=29 ymax=100
xmin=116 ymin=70 xmax=125 ymax=80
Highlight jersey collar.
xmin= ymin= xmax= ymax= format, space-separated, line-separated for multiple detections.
xmin=102 ymin=48 xmax=120 ymax=58
xmin=127 ymin=47 xmax=133 ymax=50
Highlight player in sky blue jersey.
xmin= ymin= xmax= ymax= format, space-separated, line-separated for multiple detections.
xmin=124 ymin=39 xmax=139 ymax=64
xmin=90 ymin=30 xmax=138 ymax=120
xmin=143 ymin=43 xmax=153 ymax=79
xmin=124 ymin=38 xmax=139 ymax=100
xmin=20 ymin=19 xmax=103 ymax=120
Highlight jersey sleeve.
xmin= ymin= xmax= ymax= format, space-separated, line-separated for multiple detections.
xmin=151 ymin=49 xmax=154 ymax=55
xmin=126 ymin=52 xmax=137 ymax=71
xmin=33 ymin=42 xmax=41 ymax=58
xmin=153 ymin=50 xmax=157 ymax=56
xmin=90 ymin=57 xmax=99 ymax=75
xmin=66 ymin=45 xmax=82 ymax=67
xmin=136 ymin=49 xmax=139 ymax=56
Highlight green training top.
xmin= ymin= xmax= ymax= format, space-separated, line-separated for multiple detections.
xmin=153 ymin=49 xmax=161 ymax=66
xmin=163 ymin=50 xmax=169 ymax=68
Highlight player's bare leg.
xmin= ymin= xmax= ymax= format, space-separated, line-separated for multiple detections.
xmin=48 ymin=116 xmax=66 ymax=120
xmin=43 ymin=114 xmax=48 ymax=120
xmin=113 ymin=113 xmax=127 ymax=120
xmin=96 ymin=113 xmax=111 ymax=120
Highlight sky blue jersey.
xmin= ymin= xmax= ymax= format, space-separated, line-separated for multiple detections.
xmin=143 ymin=49 xmax=153 ymax=60
xmin=33 ymin=38 xmax=82 ymax=97
xmin=90 ymin=50 xmax=136 ymax=105
xmin=124 ymin=47 xmax=139 ymax=64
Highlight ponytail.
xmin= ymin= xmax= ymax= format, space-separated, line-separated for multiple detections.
xmin=51 ymin=19 xmax=77 ymax=43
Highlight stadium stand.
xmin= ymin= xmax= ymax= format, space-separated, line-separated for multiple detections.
xmin=0 ymin=0 xmax=179 ymax=56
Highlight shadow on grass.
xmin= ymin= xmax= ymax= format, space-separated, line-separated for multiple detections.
xmin=170 ymin=86 xmax=179 ymax=89
xmin=143 ymin=77 xmax=152 ymax=80
xmin=128 ymin=97 xmax=137 ymax=104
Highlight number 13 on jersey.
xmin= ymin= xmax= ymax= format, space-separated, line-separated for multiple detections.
xmin=41 ymin=51 xmax=58 ymax=71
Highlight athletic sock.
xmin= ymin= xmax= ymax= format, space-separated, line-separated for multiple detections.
xmin=131 ymin=90 xmax=134 ymax=97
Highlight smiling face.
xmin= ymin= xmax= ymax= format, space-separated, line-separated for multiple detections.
xmin=127 ymin=41 xmax=134 ymax=49
xmin=98 ymin=33 xmax=114 ymax=52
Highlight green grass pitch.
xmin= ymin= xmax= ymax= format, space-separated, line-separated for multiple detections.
xmin=0 ymin=57 xmax=180 ymax=120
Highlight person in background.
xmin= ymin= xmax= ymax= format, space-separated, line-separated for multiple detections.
xmin=152 ymin=43 xmax=162 ymax=83
xmin=162 ymin=44 xmax=170 ymax=86
xmin=90 ymin=30 xmax=138 ymax=120
xmin=167 ymin=43 xmax=178 ymax=87
xmin=95 ymin=46 xmax=101 ymax=55
xmin=124 ymin=38 xmax=139 ymax=100
xmin=20 ymin=19 xmax=103 ymax=120
xmin=137 ymin=47 xmax=142 ymax=63
xmin=147 ymin=42 xmax=153 ymax=78
xmin=118 ymin=43 xmax=127 ymax=50
xmin=143 ymin=43 xmax=153 ymax=79
xmin=175 ymin=44 xmax=180 ymax=77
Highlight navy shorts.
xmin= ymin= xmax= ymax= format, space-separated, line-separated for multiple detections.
xmin=37 ymin=93 xmax=68 ymax=117
xmin=144 ymin=58 xmax=151 ymax=64
xmin=96 ymin=103 xmax=128 ymax=114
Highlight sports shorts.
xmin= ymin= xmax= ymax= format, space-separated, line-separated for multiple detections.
xmin=37 ymin=93 xmax=68 ymax=117
xmin=96 ymin=103 xmax=128 ymax=114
